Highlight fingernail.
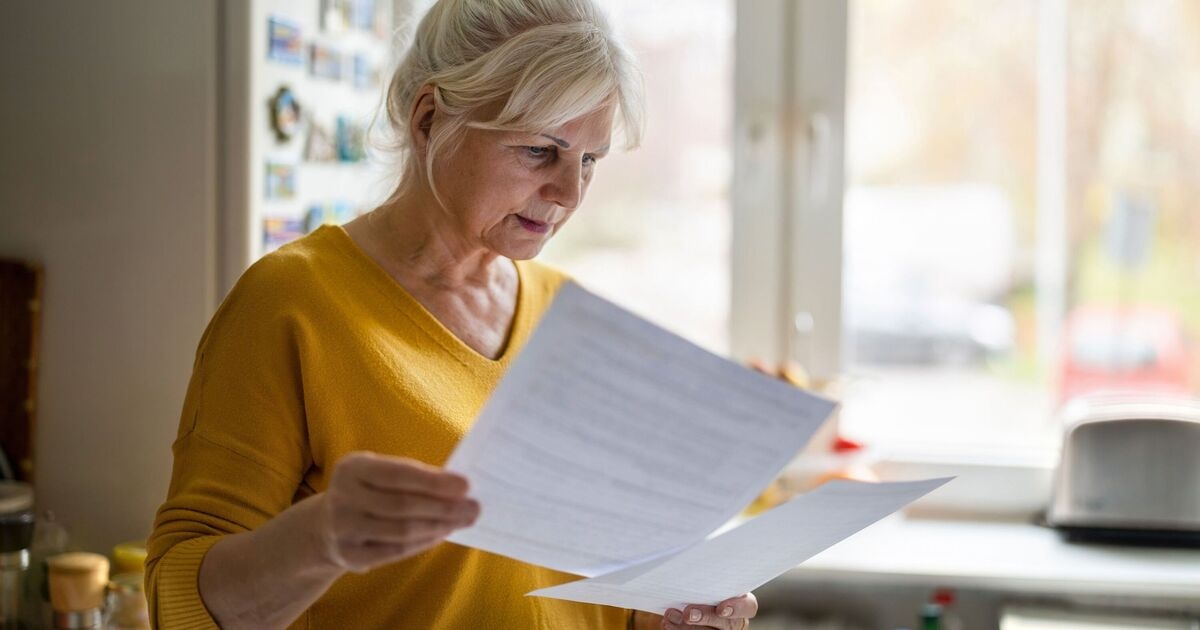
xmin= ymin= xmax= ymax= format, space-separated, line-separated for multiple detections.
xmin=720 ymin=606 xmax=733 ymax=617
xmin=666 ymin=610 xmax=682 ymax=623
xmin=688 ymin=609 xmax=701 ymax=622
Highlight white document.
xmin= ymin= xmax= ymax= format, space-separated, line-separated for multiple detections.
xmin=528 ymin=478 xmax=952 ymax=614
xmin=445 ymin=282 xmax=838 ymax=577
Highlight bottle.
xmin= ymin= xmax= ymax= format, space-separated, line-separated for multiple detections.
xmin=24 ymin=511 xmax=69 ymax=629
xmin=919 ymin=601 xmax=942 ymax=630
xmin=106 ymin=573 xmax=149 ymax=630
xmin=46 ymin=553 xmax=108 ymax=629
xmin=107 ymin=541 xmax=149 ymax=630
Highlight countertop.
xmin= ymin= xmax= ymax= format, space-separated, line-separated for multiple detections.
xmin=782 ymin=514 xmax=1200 ymax=600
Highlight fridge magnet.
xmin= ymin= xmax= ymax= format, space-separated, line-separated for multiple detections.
xmin=335 ymin=116 xmax=366 ymax=162
xmin=350 ymin=0 xmax=378 ymax=31
xmin=352 ymin=55 xmax=376 ymax=90
xmin=266 ymin=17 xmax=304 ymax=65
xmin=319 ymin=0 xmax=348 ymax=33
xmin=309 ymin=44 xmax=343 ymax=81
xmin=268 ymin=86 xmax=302 ymax=142
xmin=304 ymin=204 xmax=326 ymax=233
xmin=305 ymin=203 xmax=348 ymax=233
xmin=265 ymin=161 xmax=297 ymax=200
xmin=331 ymin=199 xmax=357 ymax=223
xmin=263 ymin=216 xmax=305 ymax=253
xmin=303 ymin=200 xmax=359 ymax=233
xmin=303 ymin=119 xmax=337 ymax=162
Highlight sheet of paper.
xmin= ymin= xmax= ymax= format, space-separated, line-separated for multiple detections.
xmin=445 ymin=282 xmax=837 ymax=577
xmin=528 ymin=478 xmax=952 ymax=614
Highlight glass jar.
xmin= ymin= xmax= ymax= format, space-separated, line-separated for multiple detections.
xmin=0 ymin=482 xmax=35 ymax=629
xmin=105 ymin=573 xmax=148 ymax=630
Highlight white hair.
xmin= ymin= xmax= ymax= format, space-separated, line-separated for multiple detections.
xmin=380 ymin=0 xmax=645 ymax=201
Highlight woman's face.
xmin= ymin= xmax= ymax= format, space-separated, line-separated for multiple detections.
xmin=429 ymin=102 xmax=615 ymax=261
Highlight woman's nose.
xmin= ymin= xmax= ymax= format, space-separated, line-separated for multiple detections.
xmin=541 ymin=160 xmax=584 ymax=209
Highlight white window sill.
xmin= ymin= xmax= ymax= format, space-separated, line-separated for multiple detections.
xmin=868 ymin=447 xmax=1059 ymax=519
xmin=781 ymin=513 xmax=1200 ymax=601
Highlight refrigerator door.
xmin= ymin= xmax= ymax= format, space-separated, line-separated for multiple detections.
xmin=220 ymin=0 xmax=396 ymax=296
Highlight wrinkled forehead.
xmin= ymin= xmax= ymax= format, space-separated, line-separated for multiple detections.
xmin=538 ymin=101 xmax=616 ymax=149
xmin=471 ymin=95 xmax=617 ymax=149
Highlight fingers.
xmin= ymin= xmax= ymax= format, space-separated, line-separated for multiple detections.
xmin=337 ymin=451 xmax=471 ymax=498
xmin=327 ymin=510 xmax=474 ymax=573
xmin=341 ymin=512 xmax=471 ymax=546
xmin=664 ymin=607 xmax=726 ymax=629
xmin=322 ymin=451 xmax=482 ymax=573
xmin=716 ymin=593 xmax=758 ymax=620
xmin=747 ymin=359 xmax=774 ymax=375
xmin=343 ymin=481 xmax=480 ymax=522
xmin=662 ymin=593 xmax=757 ymax=629
xmin=332 ymin=452 xmax=479 ymax=523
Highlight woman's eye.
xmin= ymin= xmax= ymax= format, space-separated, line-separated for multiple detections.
xmin=524 ymin=146 xmax=553 ymax=159
xmin=582 ymin=154 xmax=596 ymax=166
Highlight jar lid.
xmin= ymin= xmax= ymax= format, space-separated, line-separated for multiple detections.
xmin=112 ymin=540 xmax=147 ymax=574
xmin=47 ymin=551 xmax=109 ymax=575
xmin=0 ymin=481 xmax=33 ymax=514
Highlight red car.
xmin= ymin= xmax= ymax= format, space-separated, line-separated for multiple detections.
xmin=1059 ymin=305 xmax=1193 ymax=404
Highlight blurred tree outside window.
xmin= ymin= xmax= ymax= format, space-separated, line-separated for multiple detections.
xmin=840 ymin=0 xmax=1200 ymax=450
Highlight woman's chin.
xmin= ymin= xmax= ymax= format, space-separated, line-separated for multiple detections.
xmin=492 ymin=238 xmax=549 ymax=261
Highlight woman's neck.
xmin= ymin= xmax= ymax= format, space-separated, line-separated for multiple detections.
xmin=360 ymin=187 xmax=508 ymax=292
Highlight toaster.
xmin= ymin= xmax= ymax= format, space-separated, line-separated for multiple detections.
xmin=1047 ymin=394 xmax=1200 ymax=547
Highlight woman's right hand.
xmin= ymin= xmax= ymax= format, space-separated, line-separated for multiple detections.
xmin=313 ymin=450 xmax=480 ymax=573
xmin=194 ymin=451 xmax=478 ymax=628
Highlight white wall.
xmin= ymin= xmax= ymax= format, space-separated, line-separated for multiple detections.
xmin=0 ymin=1 xmax=218 ymax=553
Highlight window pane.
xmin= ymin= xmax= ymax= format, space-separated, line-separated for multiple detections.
xmin=842 ymin=0 xmax=1200 ymax=449
xmin=539 ymin=0 xmax=734 ymax=354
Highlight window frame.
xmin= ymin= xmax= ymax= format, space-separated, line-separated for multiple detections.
xmin=731 ymin=0 xmax=847 ymax=382
xmin=730 ymin=1 xmax=1060 ymax=515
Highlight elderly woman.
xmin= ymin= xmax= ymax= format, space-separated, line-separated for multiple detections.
xmin=147 ymin=0 xmax=756 ymax=628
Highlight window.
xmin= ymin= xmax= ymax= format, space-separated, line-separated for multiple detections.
xmin=722 ymin=0 xmax=1200 ymax=467
xmin=540 ymin=0 xmax=734 ymax=355
xmin=393 ymin=0 xmax=1200 ymax=462
xmin=840 ymin=1 xmax=1048 ymax=451
xmin=838 ymin=0 xmax=1200 ymax=452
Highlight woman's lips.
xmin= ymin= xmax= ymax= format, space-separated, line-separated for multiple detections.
xmin=516 ymin=215 xmax=551 ymax=234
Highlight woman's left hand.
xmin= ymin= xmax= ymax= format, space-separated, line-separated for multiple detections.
xmin=657 ymin=593 xmax=757 ymax=629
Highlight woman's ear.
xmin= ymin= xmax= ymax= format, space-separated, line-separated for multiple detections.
xmin=409 ymin=84 xmax=438 ymax=157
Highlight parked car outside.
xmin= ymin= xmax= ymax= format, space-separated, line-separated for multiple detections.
xmin=1058 ymin=304 xmax=1192 ymax=404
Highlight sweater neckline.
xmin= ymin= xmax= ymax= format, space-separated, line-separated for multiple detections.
xmin=321 ymin=224 xmax=531 ymax=369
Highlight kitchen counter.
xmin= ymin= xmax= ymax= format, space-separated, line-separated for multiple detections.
xmin=781 ymin=514 xmax=1200 ymax=602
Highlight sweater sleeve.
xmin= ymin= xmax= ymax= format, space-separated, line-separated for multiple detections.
xmin=146 ymin=257 xmax=312 ymax=629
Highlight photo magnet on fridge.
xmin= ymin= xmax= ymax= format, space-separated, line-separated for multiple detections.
xmin=304 ymin=119 xmax=337 ymax=162
xmin=263 ymin=216 xmax=304 ymax=253
xmin=335 ymin=116 xmax=366 ymax=162
xmin=268 ymin=86 xmax=302 ymax=143
xmin=309 ymin=44 xmax=343 ymax=81
xmin=352 ymin=55 xmax=377 ymax=90
xmin=267 ymin=17 xmax=304 ymax=65
xmin=320 ymin=0 xmax=345 ymax=33
xmin=265 ymin=161 xmax=297 ymax=200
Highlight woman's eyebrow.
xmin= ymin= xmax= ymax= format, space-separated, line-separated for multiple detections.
xmin=538 ymin=134 xmax=610 ymax=154
xmin=539 ymin=133 xmax=570 ymax=148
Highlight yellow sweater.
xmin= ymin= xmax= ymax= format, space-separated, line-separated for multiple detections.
xmin=147 ymin=225 xmax=629 ymax=629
